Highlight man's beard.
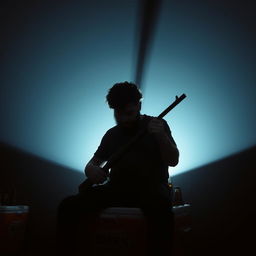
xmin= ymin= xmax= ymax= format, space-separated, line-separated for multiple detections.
xmin=115 ymin=113 xmax=141 ymax=134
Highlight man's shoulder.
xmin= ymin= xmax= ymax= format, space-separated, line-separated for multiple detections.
xmin=143 ymin=114 xmax=153 ymax=119
xmin=104 ymin=125 xmax=120 ymax=137
xmin=143 ymin=114 xmax=168 ymax=124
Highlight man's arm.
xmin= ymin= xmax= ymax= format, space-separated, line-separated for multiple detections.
xmin=84 ymin=156 xmax=108 ymax=184
xmin=154 ymin=132 xmax=179 ymax=166
xmin=148 ymin=118 xmax=179 ymax=166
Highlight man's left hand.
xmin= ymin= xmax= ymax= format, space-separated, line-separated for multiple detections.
xmin=148 ymin=118 xmax=165 ymax=134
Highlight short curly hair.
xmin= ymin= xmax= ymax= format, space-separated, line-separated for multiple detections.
xmin=106 ymin=81 xmax=143 ymax=109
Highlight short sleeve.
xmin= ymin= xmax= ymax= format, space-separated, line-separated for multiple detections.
xmin=93 ymin=130 xmax=112 ymax=161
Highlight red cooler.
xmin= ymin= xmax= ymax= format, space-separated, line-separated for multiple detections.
xmin=82 ymin=207 xmax=147 ymax=256
xmin=0 ymin=205 xmax=29 ymax=254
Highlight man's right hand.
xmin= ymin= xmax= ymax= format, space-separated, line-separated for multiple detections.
xmin=85 ymin=164 xmax=108 ymax=185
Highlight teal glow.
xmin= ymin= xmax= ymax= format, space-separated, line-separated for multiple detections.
xmin=1 ymin=1 xmax=255 ymax=176
xmin=143 ymin=0 xmax=256 ymax=174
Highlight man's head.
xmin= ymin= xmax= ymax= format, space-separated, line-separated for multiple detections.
xmin=106 ymin=82 xmax=143 ymax=128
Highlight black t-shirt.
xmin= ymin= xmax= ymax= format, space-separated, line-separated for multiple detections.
xmin=94 ymin=115 xmax=177 ymax=187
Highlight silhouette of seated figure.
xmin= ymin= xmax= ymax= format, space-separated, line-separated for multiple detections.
xmin=57 ymin=82 xmax=179 ymax=256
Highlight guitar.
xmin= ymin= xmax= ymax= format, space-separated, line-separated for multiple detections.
xmin=78 ymin=94 xmax=186 ymax=194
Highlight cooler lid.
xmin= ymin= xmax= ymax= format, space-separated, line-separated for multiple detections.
xmin=0 ymin=205 xmax=29 ymax=213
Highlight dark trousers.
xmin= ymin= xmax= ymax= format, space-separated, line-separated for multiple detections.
xmin=56 ymin=182 xmax=174 ymax=256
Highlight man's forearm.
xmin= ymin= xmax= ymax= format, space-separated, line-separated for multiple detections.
xmin=154 ymin=132 xmax=179 ymax=166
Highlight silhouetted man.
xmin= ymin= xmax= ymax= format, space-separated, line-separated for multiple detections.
xmin=57 ymin=82 xmax=179 ymax=256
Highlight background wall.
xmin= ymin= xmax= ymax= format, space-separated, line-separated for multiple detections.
xmin=1 ymin=0 xmax=256 ymax=176
xmin=173 ymin=145 xmax=256 ymax=255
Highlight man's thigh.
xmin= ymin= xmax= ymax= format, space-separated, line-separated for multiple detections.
xmin=76 ymin=183 xmax=116 ymax=213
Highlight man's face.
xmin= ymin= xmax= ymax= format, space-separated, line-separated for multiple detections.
xmin=114 ymin=102 xmax=141 ymax=128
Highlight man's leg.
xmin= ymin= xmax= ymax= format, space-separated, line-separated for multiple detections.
xmin=140 ymin=183 xmax=174 ymax=256
xmin=143 ymin=207 xmax=174 ymax=256
xmin=56 ymin=184 xmax=114 ymax=256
